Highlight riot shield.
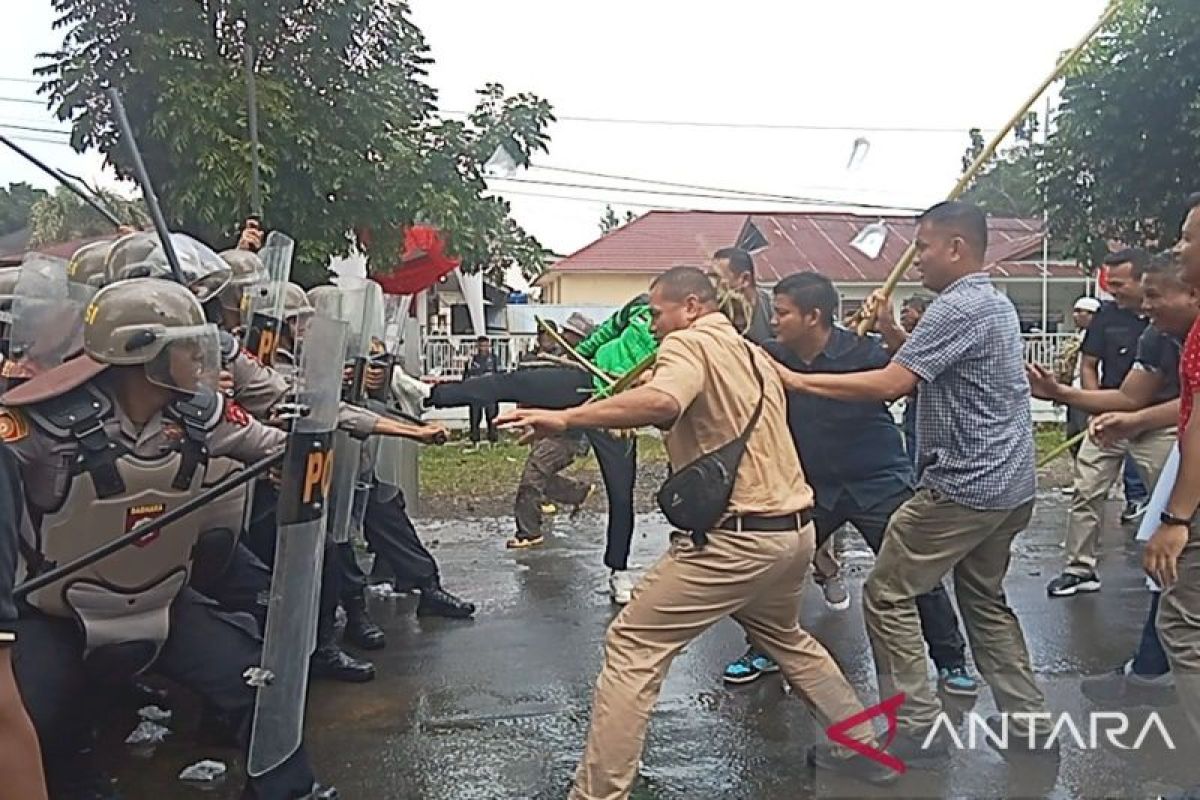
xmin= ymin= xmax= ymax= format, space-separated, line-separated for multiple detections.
xmin=247 ymin=312 xmax=347 ymax=777
xmin=242 ymin=231 xmax=293 ymax=365
xmin=6 ymin=255 xmax=95 ymax=379
xmin=309 ymin=279 xmax=383 ymax=544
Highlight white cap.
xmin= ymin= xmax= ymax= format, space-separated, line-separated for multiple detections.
xmin=1073 ymin=297 xmax=1101 ymax=313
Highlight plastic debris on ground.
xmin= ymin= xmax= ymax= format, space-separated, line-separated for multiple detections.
xmin=138 ymin=705 xmax=172 ymax=723
xmin=178 ymin=759 xmax=228 ymax=783
xmin=125 ymin=720 xmax=170 ymax=746
xmin=368 ymin=582 xmax=407 ymax=599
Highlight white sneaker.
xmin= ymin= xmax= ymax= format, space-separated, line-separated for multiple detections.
xmin=609 ymin=570 xmax=634 ymax=605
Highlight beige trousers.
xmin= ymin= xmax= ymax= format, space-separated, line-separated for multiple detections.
xmin=864 ymin=489 xmax=1046 ymax=731
xmin=1065 ymin=427 xmax=1176 ymax=576
xmin=1157 ymin=525 xmax=1200 ymax=746
xmin=569 ymin=524 xmax=873 ymax=800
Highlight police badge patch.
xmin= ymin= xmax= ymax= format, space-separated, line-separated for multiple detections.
xmin=126 ymin=502 xmax=167 ymax=547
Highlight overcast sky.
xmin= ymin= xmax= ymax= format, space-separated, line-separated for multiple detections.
xmin=1 ymin=0 xmax=1109 ymax=256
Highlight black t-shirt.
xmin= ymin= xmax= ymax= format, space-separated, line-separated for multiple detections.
xmin=0 ymin=443 xmax=21 ymax=643
xmin=1133 ymin=325 xmax=1182 ymax=403
xmin=1081 ymin=302 xmax=1148 ymax=388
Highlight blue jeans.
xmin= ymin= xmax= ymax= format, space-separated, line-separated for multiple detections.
xmin=1124 ymin=454 xmax=1148 ymax=504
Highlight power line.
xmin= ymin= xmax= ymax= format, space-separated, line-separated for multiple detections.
xmin=494 ymin=188 xmax=692 ymax=212
xmin=0 ymin=77 xmax=40 ymax=85
xmin=0 ymin=123 xmax=69 ymax=137
xmin=0 ymin=133 xmax=72 ymax=147
xmin=530 ymin=164 xmax=910 ymax=209
xmin=491 ymin=175 xmax=922 ymax=213
xmin=0 ymin=96 xmax=45 ymax=106
xmin=443 ymin=108 xmax=989 ymax=135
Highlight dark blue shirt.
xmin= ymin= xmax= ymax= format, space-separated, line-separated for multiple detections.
xmin=765 ymin=328 xmax=913 ymax=511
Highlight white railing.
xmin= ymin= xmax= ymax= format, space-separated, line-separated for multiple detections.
xmin=422 ymin=331 xmax=1073 ymax=377
xmin=422 ymin=335 xmax=538 ymax=377
xmin=1023 ymin=332 xmax=1076 ymax=370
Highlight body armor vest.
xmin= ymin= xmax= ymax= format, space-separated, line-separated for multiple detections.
xmin=20 ymin=383 xmax=219 ymax=663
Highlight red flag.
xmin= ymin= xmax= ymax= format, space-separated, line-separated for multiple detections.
xmin=372 ymin=225 xmax=461 ymax=296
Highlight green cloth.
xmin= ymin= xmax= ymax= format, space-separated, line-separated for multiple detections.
xmin=574 ymin=295 xmax=658 ymax=395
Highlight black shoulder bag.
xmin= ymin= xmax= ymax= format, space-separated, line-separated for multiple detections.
xmin=655 ymin=341 xmax=765 ymax=546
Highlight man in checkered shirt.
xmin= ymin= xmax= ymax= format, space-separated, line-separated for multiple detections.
xmin=775 ymin=201 xmax=1052 ymax=765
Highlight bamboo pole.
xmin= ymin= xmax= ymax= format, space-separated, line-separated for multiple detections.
xmin=855 ymin=0 xmax=1127 ymax=335
xmin=535 ymin=316 xmax=617 ymax=389
xmin=1037 ymin=430 xmax=1086 ymax=469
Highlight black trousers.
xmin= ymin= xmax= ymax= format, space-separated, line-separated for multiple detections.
xmin=584 ymin=431 xmax=636 ymax=572
xmin=12 ymin=590 xmax=317 ymax=800
xmin=814 ymin=487 xmax=967 ymax=670
xmin=361 ymin=485 xmax=440 ymax=588
xmin=429 ymin=368 xmax=636 ymax=570
xmin=245 ymin=483 xmax=341 ymax=648
xmin=468 ymin=403 xmax=499 ymax=443
xmin=429 ymin=367 xmax=591 ymax=410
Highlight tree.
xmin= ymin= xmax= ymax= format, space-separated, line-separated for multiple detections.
xmin=1042 ymin=0 xmax=1200 ymax=265
xmin=27 ymin=186 xmax=148 ymax=245
xmin=959 ymin=114 xmax=1043 ymax=219
xmin=598 ymin=204 xmax=637 ymax=233
xmin=0 ymin=182 xmax=49 ymax=236
xmin=38 ymin=0 xmax=555 ymax=285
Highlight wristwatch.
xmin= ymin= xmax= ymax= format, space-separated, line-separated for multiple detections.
xmin=1160 ymin=511 xmax=1194 ymax=527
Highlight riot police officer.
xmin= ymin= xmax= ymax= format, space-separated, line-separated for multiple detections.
xmin=1 ymin=278 xmax=335 ymax=800
xmin=65 ymin=239 xmax=113 ymax=289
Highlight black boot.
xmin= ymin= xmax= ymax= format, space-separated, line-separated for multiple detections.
xmin=343 ymin=595 xmax=386 ymax=651
xmin=417 ymin=581 xmax=476 ymax=619
xmin=310 ymin=643 xmax=375 ymax=683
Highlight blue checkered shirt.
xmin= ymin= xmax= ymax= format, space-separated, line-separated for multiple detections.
xmin=893 ymin=272 xmax=1036 ymax=510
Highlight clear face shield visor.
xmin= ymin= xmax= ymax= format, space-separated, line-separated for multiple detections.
xmin=139 ymin=323 xmax=221 ymax=396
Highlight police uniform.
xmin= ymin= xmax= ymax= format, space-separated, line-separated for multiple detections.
xmin=2 ymin=367 xmax=321 ymax=799
xmin=228 ymin=341 xmax=381 ymax=680
xmin=1 ymin=276 xmax=331 ymax=799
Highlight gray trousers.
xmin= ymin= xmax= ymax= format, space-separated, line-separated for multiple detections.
xmin=864 ymin=489 xmax=1046 ymax=731
xmin=1065 ymin=427 xmax=1175 ymax=576
xmin=1157 ymin=525 xmax=1200 ymax=747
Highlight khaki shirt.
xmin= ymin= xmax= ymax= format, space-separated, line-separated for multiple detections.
xmin=231 ymin=347 xmax=377 ymax=438
xmin=1 ymin=382 xmax=284 ymax=514
xmin=646 ymin=312 xmax=812 ymax=516
xmin=230 ymin=349 xmax=290 ymax=417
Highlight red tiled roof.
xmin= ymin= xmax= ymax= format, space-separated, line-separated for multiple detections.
xmin=542 ymin=210 xmax=1083 ymax=283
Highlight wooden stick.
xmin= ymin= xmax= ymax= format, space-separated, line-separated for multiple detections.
xmin=536 ymin=316 xmax=617 ymax=388
xmin=855 ymin=0 xmax=1127 ymax=335
xmin=1038 ymin=430 xmax=1086 ymax=469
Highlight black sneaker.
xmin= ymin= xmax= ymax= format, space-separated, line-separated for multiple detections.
xmin=1047 ymin=572 xmax=1101 ymax=597
xmin=1122 ymin=500 xmax=1149 ymax=523
xmin=807 ymin=742 xmax=900 ymax=785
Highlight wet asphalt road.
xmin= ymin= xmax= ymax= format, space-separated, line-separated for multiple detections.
xmin=110 ymin=492 xmax=1199 ymax=800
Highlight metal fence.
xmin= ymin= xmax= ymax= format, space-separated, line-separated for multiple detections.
xmin=421 ymin=335 xmax=538 ymax=377
xmin=420 ymin=332 xmax=1074 ymax=378
xmin=1023 ymin=332 xmax=1076 ymax=371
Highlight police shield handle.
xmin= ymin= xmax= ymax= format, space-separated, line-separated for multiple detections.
xmin=248 ymin=313 xmax=346 ymax=778
xmin=853 ymin=0 xmax=1127 ymax=335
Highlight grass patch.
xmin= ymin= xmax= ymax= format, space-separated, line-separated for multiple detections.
xmin=1035 ymin=422 xmax=1068 ymax=462
xmin=419 ymin=434 xmax=666 ymax=502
